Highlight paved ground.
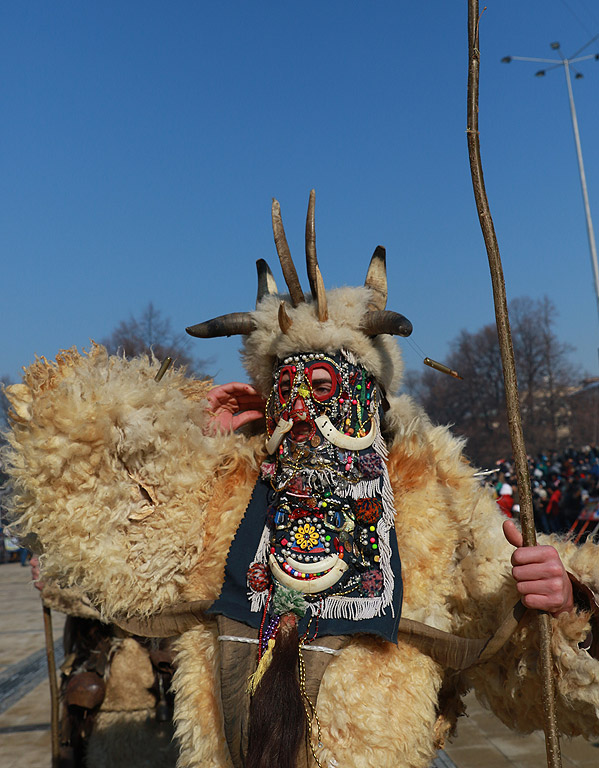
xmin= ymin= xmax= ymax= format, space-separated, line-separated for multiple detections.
xmin=1 ymin=560 xmax=599 ymax=767
xmin=0 ymin=561 xmax=65 ymax=768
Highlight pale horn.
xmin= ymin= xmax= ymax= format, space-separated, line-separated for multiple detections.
xmin=305 ymin=189 xmax=328 ymax=322
xmin=256 ymin=259 xmax=278 ymax=308
xmin=364 ymin=246 xmax=388 ymax=311
xmin=278 ymin=301 xmax=293 ymax=334
xmin=272 ymin=198 xmax=305 ymax=307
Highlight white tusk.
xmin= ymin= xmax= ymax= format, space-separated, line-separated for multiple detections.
xmin=314 ymin=414 xmax=377 ymax=450
xmin=284 ymin=553 xmax=340 ymax=574
xmin=268 ymin=554 xmax=348 ymax=594
xmin=265 ymin=418 xmax=294 ymax=454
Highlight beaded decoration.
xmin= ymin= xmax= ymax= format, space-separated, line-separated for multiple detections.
xmin=246 ymin=350 xmax=397 ymax=624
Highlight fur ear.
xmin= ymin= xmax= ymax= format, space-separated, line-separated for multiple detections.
xmin=4 ymin=383 xmax=33 ymax=423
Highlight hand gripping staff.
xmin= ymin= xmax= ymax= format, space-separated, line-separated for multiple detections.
xmin=466 ymin=3 xmax=561 ymax=767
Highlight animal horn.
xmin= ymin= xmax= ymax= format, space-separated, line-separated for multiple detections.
xmin=305 ymin=189 xmax=328 ymax=322
xmin=256 ymin=259 xmax=278 ymax=308
xmin=364 ymin=246 xmax=388 ymax=311
xmin=272 ymin=198 xmax=305 ymax=307
xmin=314 ymin=265 xmax=328 ymax=322
xmin=360 ymin=310 xmax=412 ymax=338
xmin=186 ymin=313 xmax=257 ymax=338
xmin=278 ymin=301 xmax=293 ymax=334
xmin=305 ymin=189 xmax=318 ymax=299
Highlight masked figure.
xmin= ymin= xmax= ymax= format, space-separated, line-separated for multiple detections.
xmin=4 ymin=193 xmax=599 ymax=768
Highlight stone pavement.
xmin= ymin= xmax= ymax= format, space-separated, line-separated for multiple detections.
xmin=0 ymin=561 xmax=65 ymax=768
xmin=1 ymin=560 xmax=598 ymax=768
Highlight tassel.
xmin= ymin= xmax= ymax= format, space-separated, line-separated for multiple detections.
xmin=246 ymin=637 xmax=275 ymax=695
xmin=246 ymin=613 xmax=305 ymax=768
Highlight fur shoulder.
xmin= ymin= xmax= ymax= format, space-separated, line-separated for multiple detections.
xmin=3 ymin=345 xmax=260 ymax=619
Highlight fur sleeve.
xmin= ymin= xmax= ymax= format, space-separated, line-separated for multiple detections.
xmin=462 ymin=512 xmax=599 ymax=738
xmin=383 ymin=394 xmax=599 ymax=738
xmin=2 ymin=345 xmax=259 ymax=621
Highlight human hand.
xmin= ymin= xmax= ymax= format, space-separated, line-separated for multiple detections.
xmin=206 ymin=382 xmax=265 ymax=432
xmin=30 ymin=555 xmax=44 ymax=592
xmin=503 ymin=519 xmax=574 ymax=616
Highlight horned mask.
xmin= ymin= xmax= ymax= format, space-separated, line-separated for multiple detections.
xmin=186 ymin=190 xmax=412 ymax=397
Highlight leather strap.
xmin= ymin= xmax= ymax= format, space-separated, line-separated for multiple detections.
xmin=115 ymin=599 xmax=527 ymax=671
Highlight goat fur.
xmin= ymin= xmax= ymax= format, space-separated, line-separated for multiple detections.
xmin=4 ymin=286 xmax=599 ymax=767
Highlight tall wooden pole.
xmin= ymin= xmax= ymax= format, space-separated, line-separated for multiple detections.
xmin=42 ymin=603 xmax=60 ymax=767
xmin=466 ymin=3 xmax=561 ymax=766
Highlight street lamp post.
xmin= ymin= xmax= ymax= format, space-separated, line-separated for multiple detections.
xmin=503 ymin=39 xmax=599 ymax=339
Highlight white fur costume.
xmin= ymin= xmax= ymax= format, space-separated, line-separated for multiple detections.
xmin=4 ymin=283 xmax=599 ymax=768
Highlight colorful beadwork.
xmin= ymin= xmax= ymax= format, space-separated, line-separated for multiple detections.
xmin=360 ymin=569 xmax=384 ymax=597
xmin=355 ymin=498 xmax=383 ymax=525
xmin=247 ymin=562 xmax=271 ymax=593
xmin=250 ymin=351 xmax=395 ymax=624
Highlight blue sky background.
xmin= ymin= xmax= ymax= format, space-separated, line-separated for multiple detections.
xmin=3 ymin=1 xmax=599 ymax=388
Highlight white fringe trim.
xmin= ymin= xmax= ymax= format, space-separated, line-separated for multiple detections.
xmin=249 ymin=524 xmax=272 ymax=612
xmin=316 ymin=405 xmax=398 ymax=622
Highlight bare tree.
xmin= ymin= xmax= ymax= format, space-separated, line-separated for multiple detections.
xmin=510 ymin=297 xmax=576 ymax=451
xmin=102 ymin=303 xmax=207 ymax=377
xmin=408 ymin=296 xmax=578 ymax=466
xmin=415 ymin=324 xmax=509 ymax=466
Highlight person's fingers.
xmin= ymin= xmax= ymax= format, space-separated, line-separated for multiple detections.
xmin=235 ymin=394 xmax=266 ymax=408
xmin=503 ymin=519 xmax=523 ymax=548
xmin=231 ymin=410 xmax=265 ymax=430
xmin=512 ymin=569 xmax=564 ymax=594
xmin=211 ymin=382 xmax=260 ymax=397
xmin=511 ymin=546 xmax=562 ymax=568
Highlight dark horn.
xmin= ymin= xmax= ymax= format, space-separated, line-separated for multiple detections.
xmin=364 ymin=246 xmax=388 ymax=311
xmin=186 ymin=312 xmax=257 ymax=338
xmin=272 ymin=198 xmax=305 ymax=307
xmin=360 ymin=310 xmax=412 ymax=337
xmin=256 ymin=259 xmax=278 ymax=308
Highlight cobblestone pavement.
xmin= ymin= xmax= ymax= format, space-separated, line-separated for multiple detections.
xmin=1 ymin=561 xmax=598 ymax=767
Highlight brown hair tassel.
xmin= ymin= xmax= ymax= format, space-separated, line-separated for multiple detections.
xmin=246 ymin=613 xmax=305 ymax=768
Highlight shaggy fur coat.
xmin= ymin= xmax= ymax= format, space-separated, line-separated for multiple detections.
xmin=4 ymin=286 xmax=599 ymax=768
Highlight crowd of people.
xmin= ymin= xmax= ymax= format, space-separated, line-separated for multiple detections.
xmin=490 ymin=445 xmax=599 ymax=537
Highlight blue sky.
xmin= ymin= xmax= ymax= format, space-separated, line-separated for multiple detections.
xmin=3 ymin=1 xmax=599 ymax=387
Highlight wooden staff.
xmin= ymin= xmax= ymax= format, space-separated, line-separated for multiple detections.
xmin=465 ymin=3 xmax=561 ymax=766
xmin=42 ymin=602 xmax=60 ymax=767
